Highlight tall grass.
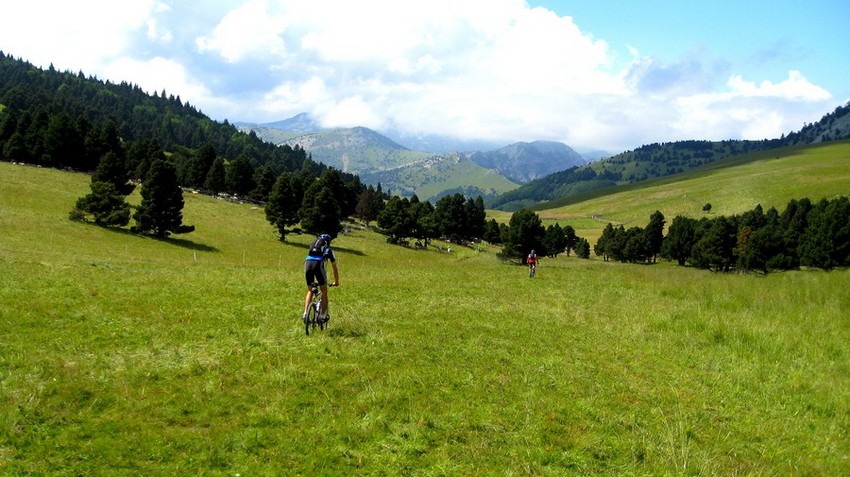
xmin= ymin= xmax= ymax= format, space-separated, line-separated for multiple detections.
xmin=1 ymin=161 xmax=848 ymax=475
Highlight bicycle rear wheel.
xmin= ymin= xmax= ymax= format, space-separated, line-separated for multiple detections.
xmin=314 ymin=302 xmax=324 ymax=331
xmin=305 ymin=302 xmax=319 ymax=336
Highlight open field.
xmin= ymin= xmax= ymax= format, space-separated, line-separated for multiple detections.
xmin=1 ymin=161 xmax=849 ymax=475
xmin=537 ymin=141 xmax=850 ymax=244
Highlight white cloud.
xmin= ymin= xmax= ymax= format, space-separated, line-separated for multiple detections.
xmin=667 ymin=70 xmax=833 ymax=141
xmin=261 ymin=77 xmax=332 ymax=116
xmin=103 ymin=57 xmax=229 ymax=111
xmin=235 ymin=0 xmax=624 ymax=144
xmin=146 ymin=18 xmax=173 ymax=44
xmin=0 ymin=0 xmax=157 ymax=73
xmin=727 ymin=70 xmax=831 ymax=101
xmin=195 ymin=0 xmax=289 ymax=63
xmin=0 ymin=0 xmax=837 ymax=153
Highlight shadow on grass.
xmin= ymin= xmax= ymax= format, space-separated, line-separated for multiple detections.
xmin=328 ymin=245 xmax=365 ymax=257
xmin=275 ymin=237 xmax=366 ymax=257
xmin=91 ymin=223 xmax=220 ymax=253
xmin=150 ymin=235 xmax=219 ymax=252
xmin=326 ymin=326 xmax=367 ymax=338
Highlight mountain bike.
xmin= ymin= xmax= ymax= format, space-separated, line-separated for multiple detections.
xmin=529 ymin=263 xmax=536 ymax=278
xmin=304 ymin=282 xmax=336 ymax=335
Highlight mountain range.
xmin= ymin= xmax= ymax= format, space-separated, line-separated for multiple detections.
xmin=241 ymin=102 xmax=850 ymax=209
xmin=237 ymin=114 xmax=588 ymax=201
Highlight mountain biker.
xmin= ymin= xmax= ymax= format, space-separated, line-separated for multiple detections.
xmin=303 ymin=233 xmax=339 ymax=323
xmin=527 ymin=249 xmax=538 ymax=277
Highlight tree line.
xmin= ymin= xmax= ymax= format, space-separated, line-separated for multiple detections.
xmin=364 ymin=194 xmax=600 ymax=262
xmin=0 ymin=51 xmax=379 ymax=239
xmin=0 ymin=51 xmax=325 ymax=176
xmin=64 ymin=138 xmax=387 ymax=240
xmin=595 ymin=197 xmax=850 ymax=272
xmin=493 ymin=209 xmax=592 ymax=262
xmin=370 ymin=193 xmax=486 ymax=246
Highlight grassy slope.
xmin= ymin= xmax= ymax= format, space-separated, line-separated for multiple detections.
xmin=366 ymin=154 xmax=519 ymax=200
xmin=535 ymin=140 xmax=850 ymax=244
xmin=1 ymin=161 xmax=848 ymax=475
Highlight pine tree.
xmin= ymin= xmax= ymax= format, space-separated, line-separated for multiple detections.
xmin=225 ymin=154 xmax=256 ymax=196
xmin=594 ymin=223 xmax=615 ymax=261
xmin=92 ymin=151 xmax=135 ymax=195
xmin=575 ymin=237 xmax=591 ymax=258
xmin=204 ymin=157 xmax=226 ymax=194
xmin=410 ymin=196 xmax=437 ymax=246
xmin=501 ymin=209 xmax=545 ymax=261
xmin=72 ymin=181 xmax=131 ymax=227
xmin=300 ymin=184 xmax=341 ymax=237
xmin=265 ymin=173 xmax=299 ymax=240
xmin=662 ymin=216 xmax=697 ymax=265
xmin=189 ymin=144 xmax=216 ymax=188
xmin=483 ymin=219 xmax=502 ymax=244
xmin=645 ymin=210 xmax=666 ymax=263
xmin=133 ymin=160 xmax=194 ymax=237
xmin=251 ymin=164 xmax=277 ymax=202
xmin=377 ymin=195 xmax=413 ymax=243
xmin=563 ymin=225 xmax=577 ymax=256
xmin=354 ymin=186 xmax=383 ymax=227
xmin=543 ymin=223 xmax=567 ymax=258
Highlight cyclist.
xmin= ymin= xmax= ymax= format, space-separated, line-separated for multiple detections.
xmin=527 ymin=249 xmax=538 ymax=277
xmin=303 ymin=233 xmax=339 ymax=323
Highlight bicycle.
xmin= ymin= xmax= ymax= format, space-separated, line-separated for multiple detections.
xmin=304 ymin=282 xmax=336 ymax=335
xmin=529 ymin=263 xmax=536 ymax=278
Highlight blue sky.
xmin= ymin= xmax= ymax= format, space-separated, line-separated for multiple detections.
xmin=1 ymin=0 xmax=846 ymax=153
xmin=532 ymin=0 xmax=849 ymax=98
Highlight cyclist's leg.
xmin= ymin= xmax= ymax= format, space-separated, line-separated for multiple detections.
xmin=304 ymin=263 xmax=315 ymax=317
xmin=303 ymin=285 xmax=314 ymax=317
xmin=319 ymin=284 xmax=329 ymax=319
xmin=318 ymin=262 xmax=329 ymax=319
xmin=304 ymin=261 xmax=323 ymax=317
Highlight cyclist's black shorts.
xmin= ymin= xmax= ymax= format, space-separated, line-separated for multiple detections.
xmin=304 ymin=259 xmax=327 ymax=286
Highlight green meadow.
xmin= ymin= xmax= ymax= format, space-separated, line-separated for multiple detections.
xmin=1 ymin=159 xmax=848 ymax=475
xmin=538 ymin=141 xmax=850 ymax=244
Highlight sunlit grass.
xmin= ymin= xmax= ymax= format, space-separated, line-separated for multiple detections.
xmin=1 ymin=161 xmax=848 ymax=475
xmin=542 ymin=141 xmax=850 ymax=237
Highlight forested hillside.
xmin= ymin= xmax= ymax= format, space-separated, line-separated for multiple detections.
xmin=490 ymin=103 xmax=850 ymax=211
xmin=0 ymin=52 xmax=353 ymax=189
xmin=0 ymin=52 xmax=503 ymax=243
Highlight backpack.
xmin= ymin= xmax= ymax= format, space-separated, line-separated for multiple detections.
xmin=308 ymin=236 xmax=328 ymax=257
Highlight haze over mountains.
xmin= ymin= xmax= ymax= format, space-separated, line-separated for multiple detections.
xmin=238 ymin=113 xmax=590 ymax=201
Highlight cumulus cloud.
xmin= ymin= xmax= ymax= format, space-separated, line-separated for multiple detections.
xmin=195 ymin=0 xmax=289 ymax=63
xmin=0 ymin=0 xmax=838 ymax=152
xmin=104 ymin=57 xmax=212 ymax=102
xmin=0 ymin=0 xmax=157 ymax=72
xmin=726 ymin=70 xmax=831 ymax=101
xmin=670 ymin=70 xmax=833 ymax=140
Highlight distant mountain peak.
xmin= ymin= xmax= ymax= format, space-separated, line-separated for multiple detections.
xmin=469 ymin=140 xmax=587 ymax=183
xmin=259 ymin=112 xmax=322 ymax=132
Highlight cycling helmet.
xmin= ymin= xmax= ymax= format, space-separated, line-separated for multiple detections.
xmin=319 ymin=233 xmax=332 ymax=243
xmin=531 ymin=249 xmax=535 ymax=254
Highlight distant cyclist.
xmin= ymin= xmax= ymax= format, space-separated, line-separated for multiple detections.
xmin=303 ymin=233 xmax=339 ymax=323
xmin=527 ymin=249 xmax=538 ymax=277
